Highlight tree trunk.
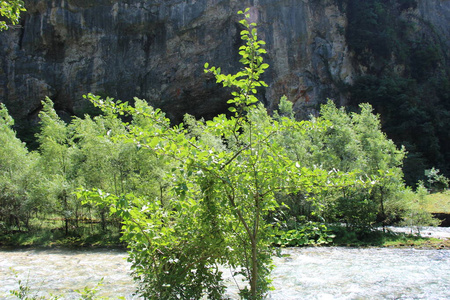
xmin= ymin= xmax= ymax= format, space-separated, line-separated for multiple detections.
xmin=250 ymin=239 xmax=258 ymax=299
xmin=379 ymin=187 xmax=386 ymax=233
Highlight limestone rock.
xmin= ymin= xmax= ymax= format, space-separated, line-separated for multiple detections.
xmin=0 ymin=0 xmax=448 ymax=126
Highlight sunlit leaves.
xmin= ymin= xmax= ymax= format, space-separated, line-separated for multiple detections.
xmin=0 ymin=0 xmax=26 ymax=31
xmin=0 ymin=104 xmax=38 ymax=231
xmin=205 ymin=8 xmax=268 ymax=116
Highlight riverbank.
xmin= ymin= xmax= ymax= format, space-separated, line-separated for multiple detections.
xmin=1 ymin=226 xmax=449 ymax=251
xmin=327 ymin=225 xmax=450 ymax=250
xmin=0 ymin=226 xmax=125 ymax=249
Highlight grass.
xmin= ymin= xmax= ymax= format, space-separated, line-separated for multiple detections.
xmin=382 ymin=234 xmax=449 ymax=249
xmin=328 ymin=225 xmax=449 ymax=249
xmin=424 ymin=190 xmax=450 ymax=213
xmin=0 ymin=229 xmax=123 ymax=249
xmin=0 ymin=218 xmax=124 ymax=249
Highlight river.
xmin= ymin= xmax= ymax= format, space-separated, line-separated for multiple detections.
xmin=1 ymin=228 xmax=449 ymax=299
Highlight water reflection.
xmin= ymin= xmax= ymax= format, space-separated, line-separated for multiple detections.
xmin=0 ymin=247 xmax=449 ymax=299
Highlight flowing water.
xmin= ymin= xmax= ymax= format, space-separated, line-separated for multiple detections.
xmin=267 ymin=247 xmax=449 ymax=300
xmin=1 ymin=230 xmax=449 ymax=299
xmin=0 ymin=248 xmax=136 ymax=299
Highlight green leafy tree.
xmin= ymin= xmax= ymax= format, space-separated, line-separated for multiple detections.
xmin=80 ymin=10 xmax=362 ymax=299
xmin=71 ymin=112 xmax=131 ymax=231
xmin=0 ymin=104 xmax=38 ymax=231
xmin=70 ymin=107 xmax=167 ymax=232
xmin=351 ymin=103 xmax=406 ymax=229
xmin=401 ymin=182 xmax=441 ymax=234
xmin=36 ymin=98 xmax=81 ymax=235
xmin=425 ymin=167 xmax=449 ymax=193
xmin=0 ymin=0 xmax=26 ymax=30
xmin=283 ymin=100 xmax=406 ymax=230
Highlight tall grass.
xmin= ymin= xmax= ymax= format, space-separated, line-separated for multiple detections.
xmin=424 ymin=191 xmax=450 ymax=213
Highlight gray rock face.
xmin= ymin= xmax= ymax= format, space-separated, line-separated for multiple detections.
xmin=417 ymin=0 xmax=450 ymax=50
xmin=0 ymin=0 xmax=449 ymax=124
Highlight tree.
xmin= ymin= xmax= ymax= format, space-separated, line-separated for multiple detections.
xmin=351 ymin=103 xmax=406 ymax=230
xmin=401 ymin=182 xmax=441 ymax=234
xmin=425 ymin=167 xmax=449 ymax=193
xmin=36 ymin=98 xmax=80 ymax=235
xmin=71 ymin=107 xmax=168 ymax=232
xmin=296 ymin=101 xmax=407 ymax=230
xmin=0 ymin=104 xmax=38 ymax=231
xmin=80 ymin=10 xmax=362 ymax=299
xmin=71 ymin=111 xmax=132 ymax=231
xmin=0 ymin=0 xmax=26 ymax=30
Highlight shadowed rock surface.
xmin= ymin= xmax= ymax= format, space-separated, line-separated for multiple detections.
xmin=0 ymin=0 xmax=449 ymax=126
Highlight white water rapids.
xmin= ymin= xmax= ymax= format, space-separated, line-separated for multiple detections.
xmin=1 ymin=227 xmax=449 ymax=299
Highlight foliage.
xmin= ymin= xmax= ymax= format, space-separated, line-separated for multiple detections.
xmin=274 ymin=99 xmax=406 ymax=230
xmin=70 ymin=106 xmax=161 ymax=232
xmin=345 ymin=0 xmax=418 ymax=66
xmin=0 ymin=104 xmax=38 ymax=231
xmin=70 ymin=106 xmax=162 ymax=198
xmin=80 ymin=10 xmax=364 ymax=299
xmin=425 ymin=167 xmax=449 ymax=193
xmin=79 ymin=189 xmax=227 ymax=300
xmin=23 ymin=95 xmax=166 ymax=237
xmin=400 ymin=183 xmax=441 ymax=233
xmin=35 ymin=98 xmax=81 ymax=235
xmin=410 ymin=42 xmax=442 ymax=82
xmin=272 ymin=222 xmax=334 ymax=247
xmin=349 ymin=74 xmax=449 ymax=186
xmin=0 ymin=0 xmax=25 ymax=30
xmin=0 ymin=92 xmax=166 ymax=238
xmin=346 ymin=0 xmax=394 ymax=62
xmin=74 ymin=278 xmax=107 ymax=300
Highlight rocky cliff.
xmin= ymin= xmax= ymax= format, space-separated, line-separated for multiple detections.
xmin=0 ymin=0 xmax=449 ymax=126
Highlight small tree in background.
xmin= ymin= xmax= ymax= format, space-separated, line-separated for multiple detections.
xmin=0 ymin=104 xmax=38 ymax=231
xmin=401 ymin=182 xmax=441 ymax=234
xmin=310 ymin=101 xmax=406 ymax=230
xmin=425 ymin=167 xmax=449 ymax=193
xmin=36 ymin=98 xmax=81 ymax=235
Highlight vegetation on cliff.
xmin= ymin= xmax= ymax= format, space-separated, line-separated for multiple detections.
xmin=342 ymin=0 xmax=450 ymax=185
